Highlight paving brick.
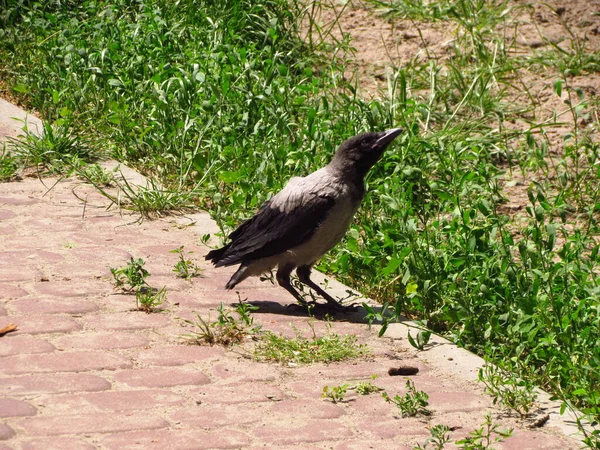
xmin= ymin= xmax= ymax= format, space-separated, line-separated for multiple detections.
xmin=7 ymin=297 xmax=98 ymax=315
xmin=0 ymin=373 xmax=111 ymax=396
xmin=36 ymin=390 xmax=185 ymax=413
xmin=1 ymin=350 xmax=132 ymax=375
xmin=136 ymin=345 xmax=223 ymax=366
xmin=17 ymin=412 xmax=169 ymax=436
xmin=269 ymin=399 xmax=345 ymax=420
xmin=499 ymin=430 xmax=577 ymax=450
xmin=0 ymin=305 xmax=6 ymax=315
xmin=21 ymin=437 xmax=96 ymax=450
xmin=0 ymin=398 xmax=37 ymax=417
xmin=427 ymin=391 xmax=487 ymax=413
xmin=114 ymin=366 xmax=210 ymax=388
xmin=0 ymin=424 xmax=15 ymax=441
xmin=0 ymin=195 xmax=39 ymax=206
xmin=53 ymin=331 xmax=149 ymax=351
xmin=190 ymin=382 xmax=285 ymax=405
xmin=357 ymin=418 xmax=430 ymax=440
xmin=170 ymin=404 xmax=263 ymax=429
xmin=211 ymin=362 xmax=277 ymax=383
xmin=0 ymin=250 xmax=63 ymax=264
xmin=0 ymin=209 xmax=16 ymax=220
xmin=0 ymin=443 xmax=13 ymax=450
xmin=253 ymin=420 xmax=352 ymax=445
xmin=0 ymin=266 xmax=44 ymax=282
xmin=84 ymin=312 xmax=171 ymax=331
xmin=334 ymin=441 xmax=412 ymax=450
xmin=101 ymin=429 xmax=251 ymax=450
xmin=0 ymin=336 xmax=56 ymax=357
xmin=4 ymin=314 xmax=80 ymax=335
xmin=0 ymin=284 xmax=28 ymax=298
xmin=33 ymin=279 xmax=106 ymax=298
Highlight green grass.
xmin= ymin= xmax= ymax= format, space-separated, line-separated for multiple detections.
xmin=254 ymin=322 xmax=370 ymax=364
xmin=1 ymin=0 xmax=599 ymax=443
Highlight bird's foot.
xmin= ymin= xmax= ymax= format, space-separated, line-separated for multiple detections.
xmin=318 ymin=300 xmax=361 ymax=313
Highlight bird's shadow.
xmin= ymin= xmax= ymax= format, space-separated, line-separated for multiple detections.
xmin=238 ymin=299 xmax=372 ymax=324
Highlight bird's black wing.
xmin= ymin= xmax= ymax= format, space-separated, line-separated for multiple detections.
xmin=210 ymin=191 xmax=335 ymax=267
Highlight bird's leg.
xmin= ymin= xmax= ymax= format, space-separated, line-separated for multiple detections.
xmin=296 ymin=265 xmax=344 ymax=309
xmin=276 ymin=264 xmax=312 ymax=306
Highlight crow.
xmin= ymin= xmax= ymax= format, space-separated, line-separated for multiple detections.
xmin=205 ymin=128 xmax=403 ymax=309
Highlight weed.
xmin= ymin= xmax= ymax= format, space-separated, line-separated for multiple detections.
xmin=383 ymin=379 xmax=431 ymax=417
xmin=322 ymin=384 xmax=349 ymax=403
xmin=79 ymin=163 xmax=115 ymax=187
xmin=408 ymin=329 xmax=432 ymax=350
xmin=413 ymin=424 xmax=452 ymax=450
xmin=170 ymin=245 xmax=202 ymax=279
xmin=136 ymin=286 xmax=166 ymax=313
xmin=353 ymin=379 xmax=383 ymax=395
xmin=255 ymin=321 xmax=369 ymax=364
xmin=0 ymin=145 xmax=18 ymax=181
xmin=181 ymin=301 xmax=261 ymax=346
xmin=478 ymin=363 xmax=537 ymax=418
xmin=455 ymin=414 xmax=513 ymax=449
xmin=110 ymin=257 xmax=149 ymax=292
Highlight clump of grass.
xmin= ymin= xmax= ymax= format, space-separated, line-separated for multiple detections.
xmin=136 ymin=286 xmax=166 ymax=313
xmin=110 ymin=257 xmax=166 ymax=313
xmin=478 ymin=363 xmax=537 ymax=418
xmin=181 ymin=302 xmax=261 ymax=346
xmin=322 ymin=384 xmax=349 ymax=403
xmin=171 ymin=245 xmax=202 ymax=279
xmin=455 ymin=414 xmax=513 ymax=449
xmin=383 ymin=380 xmax=431 ymax=418
xmin=413 ymin=425 xmax=452 ymax=450
xmin=254 ymin=321 xmax=369 ymax=364
xmin=110 ymin=257 xmax=150 ymax=292
xmin=0 ymin=146 xmax=18 ymax=181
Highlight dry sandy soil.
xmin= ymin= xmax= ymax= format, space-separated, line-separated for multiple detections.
xmin=306 ymin=0 xmax=600 ymax=219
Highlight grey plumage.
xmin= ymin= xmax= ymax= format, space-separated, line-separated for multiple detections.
xmin=206 ymin=128 xmax=403 ymax=308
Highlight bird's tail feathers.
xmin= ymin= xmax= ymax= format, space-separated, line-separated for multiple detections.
xmin=225 ymin=265 xmax=249 ymax=290
xmin=205 ymin=244 xmax=230 ymax=265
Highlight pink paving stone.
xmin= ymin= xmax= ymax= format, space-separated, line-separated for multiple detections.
xmin=18 ymin=412 xmax=169 ymax=436
xmin=37 ymin=390 xmax=185 ymax=413
xmin=136 ymin=345 xmax=224 ymax=366
xmin=269 ymin=399 xmax=345 ymax=420
xmin=0 ymin=444 xmax=13 ymax=450
xmin=0 ymin=224 xmax=16 ymax=234
xmin=0 ymin=424 xmax=15 ymax=441
xmin=426 ymin=391 xmax=487 ymax=413
xmin=0 ymin=336 xmax=55 ymax=357
xmin=113 ymin=366 xmax=211 ymax=388
xmin=0 ymin=373 xmax=111 ymax=396
xmin=357 ymin=418 xmax=430 ymax=440
xmin=334 ymin=442 xmax=412 ymax=450
xmin=53 ymin=331 xmax=149 ymax=351
xmin=190 ymin=383 xmax=285 ymax=404
xmin=0 ymin=398 xmax=37 ymax=417
xmin=170 ymin=404 xmax=263 ymax=429
xmin=33 ymin=279 xmax=107 ymax=298
xmin=5 ymin=314 xmax=80 ymax=335
xmin=1 ymin=350 xmax=132 ymax=375
xmin=0 ymin=284 xmax=28 ymax=298
xmin=0 ymin=250 xmax=63 ymax=264
xmin=22 ymin=218 xmax=82 ymax=232
xmin=0 ymin=195 xmax=39 ymax=205
xmin=499 ymin=430 xmax=578 ymax=450
xmin=0 ymin=266 xmax=43 ymax=282
xmin=21 ymin=437 xmax=96 ymax=450
xmin=211 ymin=362 xmax=277 ymax=383
xmin=101 ymin=428 xmax=251 ymax=450
xmin=0 ymin=305 xmax=6 ymax=315
xmin=84 ymin=312 xmax=172 ymax=332
xmin=7 ymin=297 xmax=98 ymax=315
xmin=253 ymin=420 xmax=353 ymax=445
xmin=70 ymin=246 xmax=133 ymax=264
xmin=0 ymin=209 xmax=16 ymax=220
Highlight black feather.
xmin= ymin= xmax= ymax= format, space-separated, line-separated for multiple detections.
xmin=207 ymin=195 xmax=335 ymax=267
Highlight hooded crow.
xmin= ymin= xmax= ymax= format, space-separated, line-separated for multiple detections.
xmin=205 ymin=128 xmax=403 ymax=309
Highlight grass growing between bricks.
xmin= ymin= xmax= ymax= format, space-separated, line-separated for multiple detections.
xmin=1 ymin=0 xmax=599 ymax=442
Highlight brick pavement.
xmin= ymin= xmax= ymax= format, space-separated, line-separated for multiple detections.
xmin=0 ymin=99 xmax=585 ymax=448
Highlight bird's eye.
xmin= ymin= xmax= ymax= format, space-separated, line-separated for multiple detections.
xmin=360 ymin=139 xmax=369 ymax=147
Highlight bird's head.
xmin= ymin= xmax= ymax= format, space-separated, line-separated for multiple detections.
xmin=330 ymin=128 xmax=403 ymax=178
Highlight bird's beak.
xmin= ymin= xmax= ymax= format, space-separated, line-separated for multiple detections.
xmin=373 ymin=127 xmax=403 ymax=148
